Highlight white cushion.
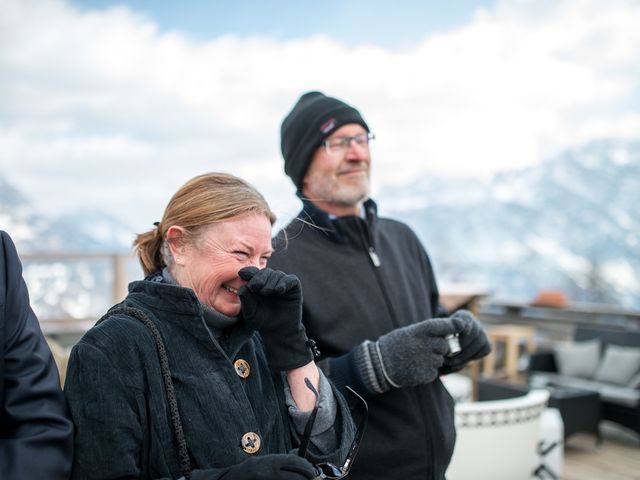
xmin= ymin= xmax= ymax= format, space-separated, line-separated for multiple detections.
xmin=554 ymin=339 xmax=601 ymax=379
xmin=594 ymin=345 xmax=640 ymax=386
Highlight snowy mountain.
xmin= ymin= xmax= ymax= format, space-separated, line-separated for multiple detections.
xmin=0 ymin=195 xmax=135 ymax=254
xmin=2 ymin=138 xmax=639 ymax=322
xmin=0 ymin=180 xmax=139 ymax=320
xmin=380 ymin=139 xmax=640 ymax=308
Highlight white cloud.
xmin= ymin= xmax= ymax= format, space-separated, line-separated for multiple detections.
xmin=1 ymin=0 xmax=639 ymax=231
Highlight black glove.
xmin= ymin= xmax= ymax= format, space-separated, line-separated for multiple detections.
xmin=238 ymin=267 xmax=313 ymax=371
xmin=354 ymin=317 xmax=459 ymax=394
xmin=444 ymin=309 xmax=492 ymax=369
xmin=190 ymin=453 xmax=319 ymax=480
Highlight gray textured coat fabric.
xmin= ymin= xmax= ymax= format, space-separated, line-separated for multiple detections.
xmin=64 ymin=278 xmax=354 ymax=479
xmin=269 ymin=198 xmax=456 ymax=480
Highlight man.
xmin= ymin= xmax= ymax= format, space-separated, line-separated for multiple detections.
xmin=269 ymin=92 xmax=491 ymax=480
xmin=0 ymin=230 xmax=73 ymax=479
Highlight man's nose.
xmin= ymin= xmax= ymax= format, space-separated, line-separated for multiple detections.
xmin=346 ymin=140 xmax=369 ymax=160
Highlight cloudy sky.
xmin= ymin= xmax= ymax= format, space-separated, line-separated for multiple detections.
xmin=1 ymin=0 xmax=639 ymax=233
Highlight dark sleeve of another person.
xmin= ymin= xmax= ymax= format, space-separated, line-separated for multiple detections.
xmin=0 ymin=231 xmax=74 ymax=480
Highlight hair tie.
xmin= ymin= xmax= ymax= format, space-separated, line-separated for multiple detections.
xmin=153 ymin=221 xmax=160 ymax=227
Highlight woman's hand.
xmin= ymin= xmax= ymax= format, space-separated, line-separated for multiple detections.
xmin=190 ymin=453 xmax=319 ymax=480
xmin=238 ymin=267 xmax=313 ymax=371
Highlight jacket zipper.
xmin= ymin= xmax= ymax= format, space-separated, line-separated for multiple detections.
xmin=356 ymin=217 xmax=401 ymax=329
xmin=360 ymin=210 xmax=437 ymax=475
xmin=368 ymin=246 xmax=381 ymax=267
xmin=364 ymin=207 xmax=381 ymax=267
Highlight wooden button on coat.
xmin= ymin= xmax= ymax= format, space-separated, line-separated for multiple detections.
xmin=241 ymin=432 xmax=261 ymax=454
xmin=234 ymin=359 xmax=250 ymax=378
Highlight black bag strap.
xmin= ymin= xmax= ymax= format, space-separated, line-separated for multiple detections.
xmin=98 ymin=306 xmax=192 ymax=478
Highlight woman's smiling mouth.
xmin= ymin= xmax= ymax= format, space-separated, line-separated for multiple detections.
xmin=223 ymin=284 xmax=238 ymax=294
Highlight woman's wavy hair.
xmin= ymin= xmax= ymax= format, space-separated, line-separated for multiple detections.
xmin=133 ymin=172 xmax=276 ymax=275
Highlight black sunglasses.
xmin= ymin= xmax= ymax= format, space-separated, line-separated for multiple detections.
xmin=298 ymin=378 xmax=368 ymax=479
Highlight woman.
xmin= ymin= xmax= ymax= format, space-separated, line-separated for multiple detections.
xmin=64 ymin=173 xmax=355 ymax=479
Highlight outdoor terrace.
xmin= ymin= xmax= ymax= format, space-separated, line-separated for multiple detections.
xmin=21 ymin=253 xmax=640 ymax=479
xmin=479 ymin=296 xmax=639 ymax=479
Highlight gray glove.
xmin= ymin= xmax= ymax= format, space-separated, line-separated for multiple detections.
xmin=444 ymin=309 xmax=492 ymax=370
xmin=354 ymin=318 xmax=459 ymax=394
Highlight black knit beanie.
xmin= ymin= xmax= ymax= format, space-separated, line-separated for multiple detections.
xmin=280 ymin=91 xmax=370 ymax=189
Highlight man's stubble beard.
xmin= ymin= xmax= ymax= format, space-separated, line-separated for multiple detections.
xmin=303 ymin=166 xmax=370 ymax=209
xmin=330 ymin=172 xmax=370 ymax=207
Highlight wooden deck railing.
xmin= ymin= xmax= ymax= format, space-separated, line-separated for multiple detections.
xmin=20 ymin=251 xmax=136 ymax=345
xmin=21 ymin=251 xmax=132 ymax=302
xmin=477 ymin=299 xmax=640 ymax=345
xmin=18 ymin=251 xmax=640 ymax=348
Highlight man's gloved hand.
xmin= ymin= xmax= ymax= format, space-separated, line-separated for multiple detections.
xmin=444 ymin=309 xmax=492 ymax=369
xmin=190 ymin=453 xmax=319 ymax=480
xmin=354 ymin=317 xmax=459 ymax=394
xmin=238 ymin=267 xmax=313 ymax=371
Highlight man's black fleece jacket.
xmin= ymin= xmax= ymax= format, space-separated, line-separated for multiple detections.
xmin=269 ymin=198 xmax=455 ymax=480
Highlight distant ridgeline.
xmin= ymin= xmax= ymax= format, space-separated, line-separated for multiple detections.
xmin=0 ymin=174 xmax=138 ymax=321
xmin=380 ymin=139 xmax=640 ymax=309
xmin=1 ymin=138 xmax=639 ymax=321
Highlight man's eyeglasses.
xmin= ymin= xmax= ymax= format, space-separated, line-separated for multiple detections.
xmin=298 ymin=378 xmax=368 ymax=479
xmin=323 ymin=133 xmax=375 ymax=156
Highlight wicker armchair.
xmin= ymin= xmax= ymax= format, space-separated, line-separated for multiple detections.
xmin=447 ymin=389 xmax=550 ymax=480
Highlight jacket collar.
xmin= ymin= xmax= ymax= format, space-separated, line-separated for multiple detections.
xmin=295 ymin=193 xmax=379 ymax=244
xmin=128 ymin=276 xmax=203 ymax=317
xmin=125 ymin=278 xmax=256 ymax=357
